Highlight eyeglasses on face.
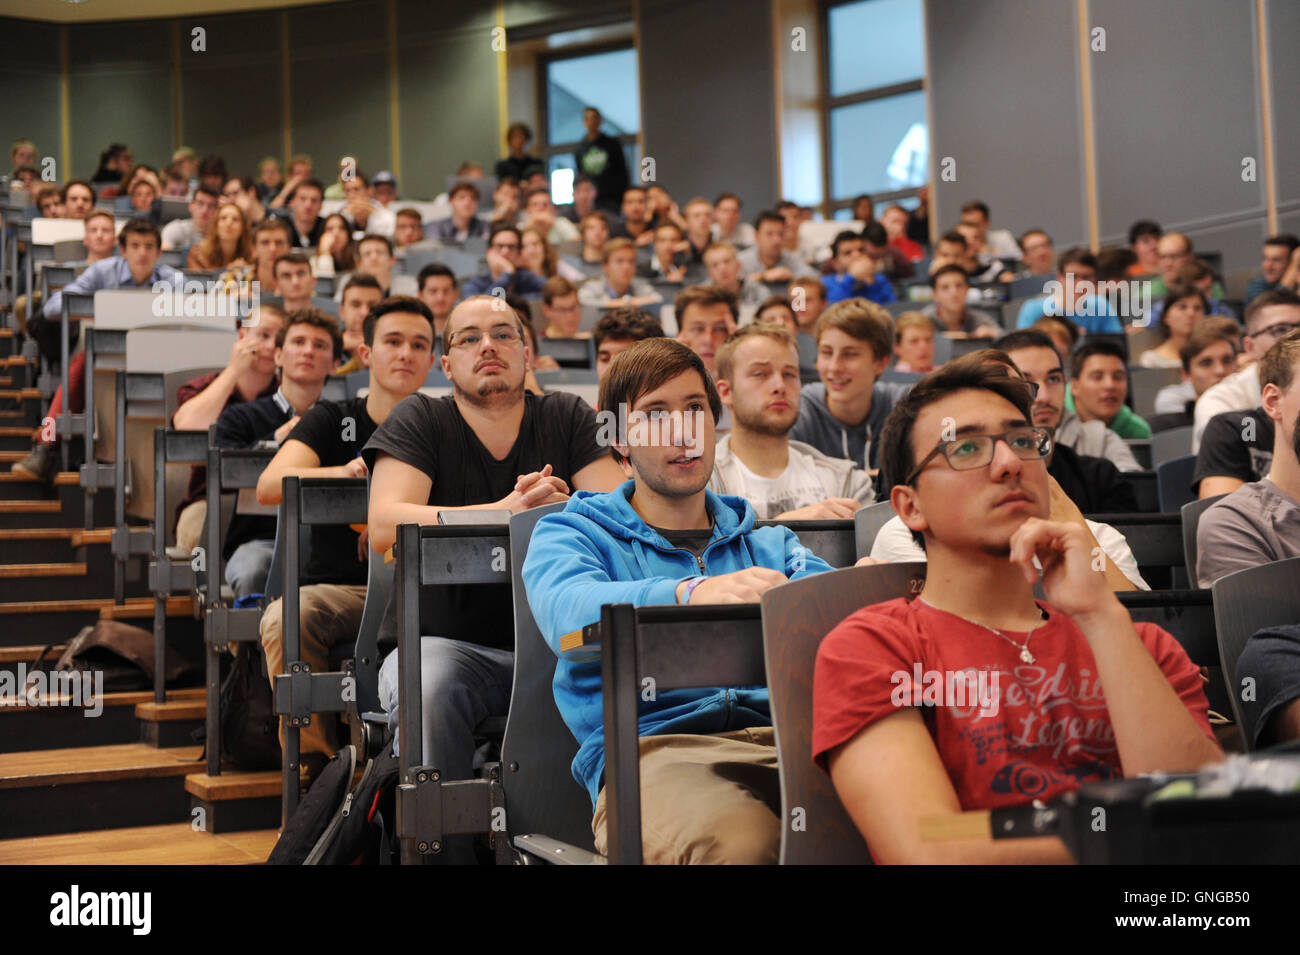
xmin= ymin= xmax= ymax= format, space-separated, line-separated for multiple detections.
xmin=1248 ymin=321 xmax=1300 ymax=341
xmin=905 ymin=426 xmax=1052 ymax=485
xmin=449 ymin=326 xmax=523 ymax=350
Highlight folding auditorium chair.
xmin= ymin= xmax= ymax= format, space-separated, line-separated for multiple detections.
xmin=1129 ymin=366 xmax=1182 ymax=418
xmin=535 ymin=336 xmax=595 ymax=369
xmin=1088 ymin=511 xmax=1186 ymax=589
xmin=53 ymin=290 xmax=95 ymax=474
xmin=1156 ymin=454 xmax=1197 ymax=512
xmin=755 ymin=518 xmax=856 ymax=568
xmin=202 ymin=443 xmax=277 ymax=776
xmin=582 ymin=599 xmax=771 ymax=864
xmin=271 ymin=476 xmax=368 ymax=822
xmin=113 ymin=327 xmax=231 ymax=604
xmin=392 ymin=518 xmax=515 ymax=865
xmin=500 ymin=503 xmax=602 ymax=864
xmin=1211 ymin=556 xmax=1300 ymax=750
xmin=761 ymin=561 xmax=927 ymax=864
xmin=1128 ymin=469 xmax=1160 ymax=512
xmin=854 ymin=499 xmax=896 ymax=559
xmin=149 ymin=427 xmax=210 ymax=705
xmin=1150 ymin=425 xmax=1193 ymax=468
xmin=880 ymin=367 xmax=923 ymax=385
xmin=1180 ymin=494 xmax=1226 ymax=588
xmin=349 ymin=539 xmax=395 ymax=761
xmin=1124 ymin=439 xmax=1152 ymax=470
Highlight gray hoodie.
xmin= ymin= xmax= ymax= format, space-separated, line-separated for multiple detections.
xmin=789 ymin=381 xmax=912 ymax=470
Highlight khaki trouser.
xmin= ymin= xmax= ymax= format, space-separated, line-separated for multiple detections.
xmin=259 ymin=583 xmax=367 ymax=756
xmin=592 ymin=727 xmax=781 ymax=864
xmin=175 ymin=500 xmax=206 ymax=555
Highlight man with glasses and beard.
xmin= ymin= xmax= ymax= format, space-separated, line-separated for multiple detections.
xmin=362 ymin=294 xmax=624 ymax=864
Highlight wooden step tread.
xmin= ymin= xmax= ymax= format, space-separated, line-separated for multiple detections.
xmin=0 ymin=562 xmax=86 ymax=579
xmin=53 ymin=472 xmax=79 ymax=486
xmin=0 ymin=426 xmax=35 ymax=436
xmin=99 ymin=595 xmax=194 ymax=620
xmin=0 ymin=389 xmax=40 ymax=400
xmin=0 ymin=501 xmax=60 ymax=514
xmin=135 ymin=699 xmax=204 ymax=722
xmin=186 ymin=770 xmax=283 ymax=801
xmin=0 ymin=528 xmax=78 ymax=540
xmin=0 ymin=822 xmax=279 ymax=865
xmin=0 ymin=644 xmax=65 ymax=664
xmin=0 ymin=596 xmax=117 ymax=615
xmin=0 ymin=451 xmax=29 ymax=463
xmin=0 ymin=686 xmax=203 ymax=714
xmin=0 ymin=743 xmax=202 ymax=789
xmin=69 ymin=528 xmax=113 ymax=547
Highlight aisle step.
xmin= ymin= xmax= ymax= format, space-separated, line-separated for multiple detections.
xmin=0 ymin=687 xmax=205 ymax=755
xmin=0 ymin=821 xmax=278 ymax=865
xmin=135 ymin=698 xmax=205 ymax=748
xmin=186 ymin=771 xmax=284 ymax=833
xmin=0 ymin=743 xmax=203 ymax=838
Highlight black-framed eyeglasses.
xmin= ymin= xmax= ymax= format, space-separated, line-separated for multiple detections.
xmin=1248 ymin=321 xmax=1300 ymax=341
xmin=905 ymin=426 xmax=1052 ymax=485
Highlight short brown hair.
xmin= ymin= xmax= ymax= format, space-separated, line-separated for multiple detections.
xmin=893 ymin=310 xmax=933 ymax=343
xmin=1179 ymin=315 xmax=1241 ymax=371
xmin=1258 ymin=328 xmax=1300 ymax=395
xmin=598 ymin=337 xmax=722 ymax=464
xmin=276 ymin=307 xmax=343 ymax=360
xmin=541 ymin=276 xmax=576 ymax=306
xmin=879 ymin=353 xmax=1036 ymax=520
xmin=602 ymin=237 xmax=636 ymax=263
xmin=592 ymin=307 xmax=665 ymax=349
xmin=813 ymin=298 xmax=893 ymax=361
xmin=674 ymin=284 xmax=738 ymax=324
xmin=273 ymin=251 xmax=312 ymax=274
xmin=789 ymin=276 xmax=826 ymax=312
xmin=716 ymin=322 xmax=796 ymax=381
xmin=395 ymin=207 xmax=422 ymax=225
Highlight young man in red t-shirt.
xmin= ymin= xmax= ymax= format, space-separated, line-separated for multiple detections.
xmin=812 ymin=355 xmax=1222 ymax=863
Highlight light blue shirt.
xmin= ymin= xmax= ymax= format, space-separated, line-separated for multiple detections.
xmin=1016 ymin=294 xmax=1123 ymax=333
xmin=43 ymin=256 xmax=181 ymax=320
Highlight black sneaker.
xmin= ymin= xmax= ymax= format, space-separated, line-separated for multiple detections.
xmin=11 ymin=443 xmax=55 ymax=484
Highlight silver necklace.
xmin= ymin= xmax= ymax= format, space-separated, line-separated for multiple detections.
xmin=921 ymin=599 xmax=1046 ymax=664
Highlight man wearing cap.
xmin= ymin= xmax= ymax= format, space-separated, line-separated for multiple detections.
xmin=372 ymin=171 xmax=399 ymax=208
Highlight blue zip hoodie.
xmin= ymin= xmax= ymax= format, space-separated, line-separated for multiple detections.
xmin=522 ymin=480 xmax=834 ymax=806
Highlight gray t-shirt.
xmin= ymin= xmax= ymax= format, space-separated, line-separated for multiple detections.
xmin=1196 ymin=478 xmax=1300 ymax=587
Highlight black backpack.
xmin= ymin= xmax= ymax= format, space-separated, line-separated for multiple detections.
xmin=219 ymin=644 xmax=281 ymax=771
xmin=267 ymin=744 xmax=402 ymax=865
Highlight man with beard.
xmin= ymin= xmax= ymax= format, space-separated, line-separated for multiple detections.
xmin=362 ymin=294 xmax=624 ymax=864
xmin=708 ymin=323 xmax=873 ymax=519
xmin=522 ymin=337 xmax=835 ymax=863
xmin=1196 ymin=330 xmax=1300 ymax=587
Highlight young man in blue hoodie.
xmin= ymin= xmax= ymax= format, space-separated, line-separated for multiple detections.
xmin=522 ymin=337 xmax=835 ymax=864
xmin=790 ymin=297 xmax=913 ymax=474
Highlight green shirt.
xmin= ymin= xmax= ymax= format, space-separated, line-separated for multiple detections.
xmin=1149 ymin=276 xmax=1226 ymax=301
xmin=1064 ymin=385 xmax=1152 ymax=439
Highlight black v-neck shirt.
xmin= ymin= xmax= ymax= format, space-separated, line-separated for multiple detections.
xmin=362 ymin=390 xmax=605 ymax=650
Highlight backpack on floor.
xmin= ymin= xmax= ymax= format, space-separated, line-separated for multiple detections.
xmin=219 ymin=643 xmax=281 ymax=770
xmin=267 ymin=744 xmax=402 ymax=866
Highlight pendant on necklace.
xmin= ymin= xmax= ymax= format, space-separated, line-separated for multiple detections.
xmin=1019 ymin=647 xmax=1036 ymax=664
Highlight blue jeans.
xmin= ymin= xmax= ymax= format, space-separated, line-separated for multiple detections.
xmin=225 ymin=538 xmax=275 ymax=600
xmin=378 ymin=638 xmax=513 ymax=865
xmin=378 ymin=637 xmax=514 ymax=773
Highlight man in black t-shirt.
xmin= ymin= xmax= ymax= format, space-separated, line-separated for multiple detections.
xmin=257 ymin=297 xmax=437 ymax=757
xmin=214 ymin=308 xmax=342 ymax=598
xmin=1194 ymin=407 xmax=1275 ymax=500
xmin=362 ymin=293 xmax=625 ymax=863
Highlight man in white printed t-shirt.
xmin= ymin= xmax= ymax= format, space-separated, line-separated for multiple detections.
xmin=708 ymin=322 xmax=874 ymax=520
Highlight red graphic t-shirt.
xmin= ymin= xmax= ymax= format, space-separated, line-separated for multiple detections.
xmin=812 ymin=597 xmax=1214 ymax=810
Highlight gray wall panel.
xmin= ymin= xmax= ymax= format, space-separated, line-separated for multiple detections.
xmin=178 ymin=11 xmax=282 ymax=180
xmin=0 ymin=19 xmax=61 ymax=177
xmin=1089 ymin=0 xmax=1262 ymax=240
xmin=638 ymin=0 xmax=777 ymax=207
xmin=925 ymin=0 xmax=1085 ymax=247
xmin=67 ymin=19 xmax=174 ymax=179
xmin=290 ymin=0 xmax=391 ymax=181
xmin=1266 ymin=0 xmax=1300 ymax=210
xmin=396 ymin=0 xmax=500 ymax=199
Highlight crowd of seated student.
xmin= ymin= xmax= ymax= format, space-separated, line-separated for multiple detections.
xmin=15 ymin=129 xmax=1300 ymax=863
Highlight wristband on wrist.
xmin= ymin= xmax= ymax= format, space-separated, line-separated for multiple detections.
xmin=679 ymin=575 xmax=707 ymax=605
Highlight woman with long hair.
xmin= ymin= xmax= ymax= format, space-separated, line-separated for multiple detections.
xmin=1139 ymin=286 xmax=1208 ymax=369
xmin=188 ymin=202 xmax=252 ymax=270
xmin=312 ymin=212 xmax=357 ymax=276
xmin=520 ymin=226 xmax=585 ymax=283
